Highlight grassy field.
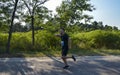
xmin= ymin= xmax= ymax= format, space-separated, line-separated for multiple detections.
xmin=0 ymin=49 xmax=120 ymax=58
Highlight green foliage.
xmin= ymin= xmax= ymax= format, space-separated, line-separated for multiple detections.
xmin=56 ymin=0 xmax=95 ymax=27
xmin=72 ymin=30 xmax=120 ymax=49
xmin=0 ymin=30 xmax=60 ymax=53
xmin=0 ymin=30 xmax=120 ymax=54
xmin=10 ymin=32 xmax=32 ymax=51
xmin=0 ymin=33 xmax=8 ymax=52
xmin=34 ymin=30 xmax=60 ymax=50
xmin=0 ymin=0 xmax=14 ymax=26
xmin=0 ymin=25 xmax=9 ymax=32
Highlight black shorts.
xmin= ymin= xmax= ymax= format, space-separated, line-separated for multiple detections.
xmin=62 ymin=47 xmax=68 ymax=56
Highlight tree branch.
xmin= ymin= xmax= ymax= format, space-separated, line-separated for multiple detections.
xmin=11 ymin=0 xmax=15 ymax=4
xmin=22 ymin=0 xmax=32 ymax=15
xmin=35 ymin=0 xmax=48 ymax=8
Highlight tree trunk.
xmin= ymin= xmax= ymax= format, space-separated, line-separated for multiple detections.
xmin=31 ymin=12 xmax=35 ymax=46
xmin=6 ymin=0 xmax=18 ymax=53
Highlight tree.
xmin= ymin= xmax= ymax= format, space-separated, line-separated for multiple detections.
xmin=83 ymin=14 xmax=93 ymax=24
xmin=105 ymin=25 xmax=112 ymax=30
xmin=56 ymin=0 xmax=95 ymax=28
xmin=6 ymin=0 xmax=19 ymax=53
xmin=0 ymin=0 xmax=14 ymax=32
xmin=21 ymin=0 xmax=48 ymax=46
xmin=113 ymin=26 xmax=118 ymax=30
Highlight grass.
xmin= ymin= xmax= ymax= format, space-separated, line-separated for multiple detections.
xmin=70 ymin=48 xmax=120 ymax=56
xmin=0 ymin=49 xmax=61 ymax=58
xmin=0 ymin=49 xmax=120 ymax=58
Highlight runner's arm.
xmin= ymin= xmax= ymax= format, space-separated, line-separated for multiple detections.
xmin=55 ymin=34 xmax=61 ymax=37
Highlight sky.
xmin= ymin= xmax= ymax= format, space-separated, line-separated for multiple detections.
xmin=90 ymin=0 xmax=120 ymax=29
xmin=44 ymin=0 xmax=120 ymax=29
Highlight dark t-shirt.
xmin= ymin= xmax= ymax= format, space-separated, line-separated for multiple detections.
xmin=61 ymin=33 xmax=69 ymax=49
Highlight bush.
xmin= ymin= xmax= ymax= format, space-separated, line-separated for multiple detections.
xmin=35 ymin=30 xmax=60 ymax=51
xmin=0 ymin=33 xmax=8 ymax=52
xmin=0 ymin=30 xmax=120 ymax=53
xmin=5 ymin=30 xmax=60 ymax=52
xmin=72 ymin=30 xmax=120 ymax=49
xmin=10 ymin=32 xmax=32 ymax=51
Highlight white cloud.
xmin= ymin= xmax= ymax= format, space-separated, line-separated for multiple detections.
xmin=44 ymin=0 xmax=62 ymax=14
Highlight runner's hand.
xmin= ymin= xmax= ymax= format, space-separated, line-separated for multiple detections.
xmin=55 ymin=34 xmax=61 ymax=37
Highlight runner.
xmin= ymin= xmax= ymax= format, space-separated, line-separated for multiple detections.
xmin=55 ymin=28 xmax=76 ymax=69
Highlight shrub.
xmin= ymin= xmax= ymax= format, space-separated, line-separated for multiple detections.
xmin=71 ymin=30 xmax=120 ymax=49
xmin=35 ymin=30 xmax=60 ymax=51
xmin=0 ymin=33 xmax=8 ymax=52
xmin=0 ymin=30 xmax=120 ymax=53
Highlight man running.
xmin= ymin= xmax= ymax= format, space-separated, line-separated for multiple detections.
xmin=55 ymin=28 xmax=76 ymax=69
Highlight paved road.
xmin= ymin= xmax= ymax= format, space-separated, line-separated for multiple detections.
xmin=0 ymin=56 xmax=120 ymax=75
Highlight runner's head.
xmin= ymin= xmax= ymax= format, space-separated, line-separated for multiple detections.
xmin=60 ymin=28 xmax=65 ymax=35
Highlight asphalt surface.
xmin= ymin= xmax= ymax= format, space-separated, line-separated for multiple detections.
xmin=0 ymin=56 xmax=120 ymax=75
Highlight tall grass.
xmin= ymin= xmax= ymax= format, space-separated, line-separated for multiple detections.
xmin=0 ymin=30 xmax=60 ymax=53
xmin=71 ymin=30 xmax=120 ymax=49
xmin=0 ymin=30 xmax=120 ymax=54
xmin=0 ymin=33 xmax=8 ymax=52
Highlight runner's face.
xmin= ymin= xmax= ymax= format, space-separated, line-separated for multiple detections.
xmin=60 ymin=29 xmax=64 ymax=35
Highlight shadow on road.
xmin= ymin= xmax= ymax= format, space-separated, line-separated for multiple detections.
xmin=0 ymin=58 xmax=33 ymax=75
xmin=35 ymin=56 xmax=120 ymax=75
xmin=0 ymin=56 xmax=120 ymax=75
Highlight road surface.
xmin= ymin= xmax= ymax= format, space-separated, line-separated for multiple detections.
xmin=0 ymin=56 xmax=120 ymax=75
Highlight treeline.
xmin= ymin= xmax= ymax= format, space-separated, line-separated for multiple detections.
xmin=0 ymin=21 xmax=119 ymax=33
